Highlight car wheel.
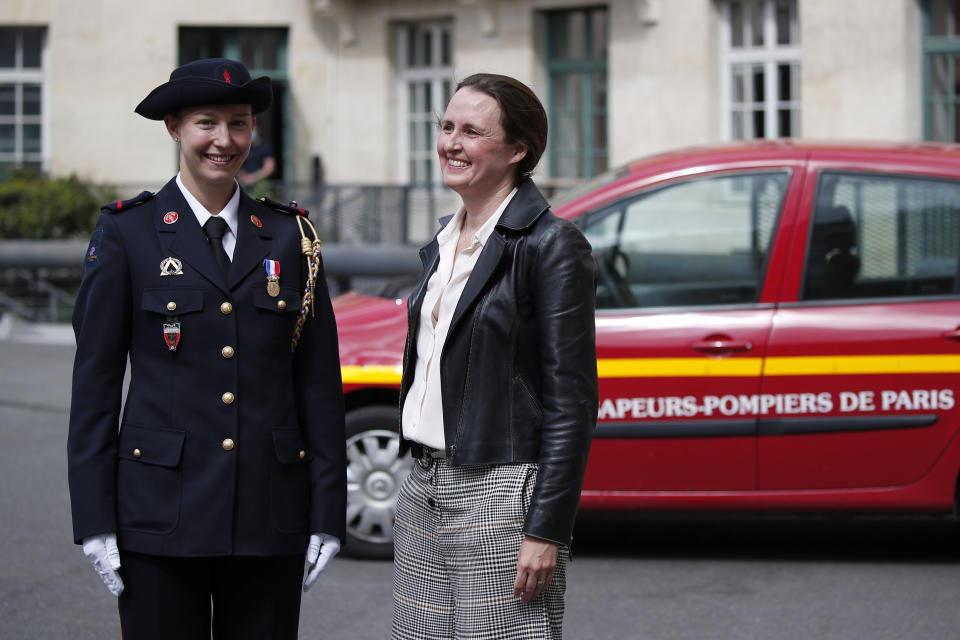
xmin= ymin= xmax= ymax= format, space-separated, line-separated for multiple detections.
xmin=343 ymin=405 xmax=409 ymax=559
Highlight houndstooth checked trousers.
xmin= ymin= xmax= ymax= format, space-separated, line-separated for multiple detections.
xmin=392 ymin=458 xmax=567 ymax=639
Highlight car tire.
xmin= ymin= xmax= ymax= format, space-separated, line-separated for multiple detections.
xmin=343 ymin=405 xmax=409 ymax=559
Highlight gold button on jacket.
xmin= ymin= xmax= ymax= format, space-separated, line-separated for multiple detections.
xmin=222 ymin=438 xmax=235 ymax=451
xmin=221 ymin=392 xmax=235 ymax=404
xmin=133 ymin=448 xmax=142 ymax=458
xmin=221 ymin=346 xmax=235 ymax=359
xmin=220 ymin=302 xmax=233 ymax=315
xmin=166 ymin=301 xmax=177 ymax=311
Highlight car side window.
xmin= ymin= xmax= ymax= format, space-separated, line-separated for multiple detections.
xmin=582 ymin=171 xmax=789 ymax=309
xmin=802 ymin=172 xmax=960 ymax=301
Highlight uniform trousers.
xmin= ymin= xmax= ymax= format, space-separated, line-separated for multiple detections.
xmin=117 ymin=551 xmax=304 ymax=640
xmin=392 ymin=458 xmax=567 ymax=640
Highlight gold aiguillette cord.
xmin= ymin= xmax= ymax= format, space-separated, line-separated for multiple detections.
xmin=291 ymin=215 xmax=323 ymax=352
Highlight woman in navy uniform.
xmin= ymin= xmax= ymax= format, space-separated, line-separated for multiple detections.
xmin=67 ymin=58 xmax=346 ymax=639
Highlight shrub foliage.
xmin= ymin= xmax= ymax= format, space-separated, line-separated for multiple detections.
xmin=0 ymin=171 xmax=117 ymax=239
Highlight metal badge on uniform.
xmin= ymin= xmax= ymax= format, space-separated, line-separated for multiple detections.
xmin=163 ymin=211 xmax=179 ymax=225
xmin=160 ymin=256 xmax=184 ymax=276
xmin=264 ymin=259 xmax=280 ymax=297
xmin=250 ymin=214 xmax=263 ymax=228
xmin=163 ymin=320 xmax=181 ymax=351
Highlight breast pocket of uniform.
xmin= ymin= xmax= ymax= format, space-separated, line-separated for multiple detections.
xmin=142 ymin=288 xmax=205 ymax=316
xmin=116 ymin=423 xmax=186 ymax=534
xmin=251 ymin=287 xmax=301 ymax=350
xmin=271 ymin=427 xmax=313 ymax=533
xmin=252 ymin=287 xmax=300 ymax=316
xmin=142 ymin=288 xmax=204 ymax=351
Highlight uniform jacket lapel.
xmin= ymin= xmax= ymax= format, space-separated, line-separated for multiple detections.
xmin=228 ymin=192 xmax=272 ymax=290
xmin=154 ymin=179 xmax=230 ymax=295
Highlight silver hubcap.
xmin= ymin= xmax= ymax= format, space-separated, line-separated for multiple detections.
xmin=346 ymin=428 xmax=409 ymax=545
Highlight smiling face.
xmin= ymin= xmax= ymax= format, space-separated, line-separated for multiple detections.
xmin=437 ymin=87 xmax=527 ymax=204
xmin=164 ymin=104 xmax=254 ymax=197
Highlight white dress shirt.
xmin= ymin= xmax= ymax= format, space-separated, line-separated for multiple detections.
xmin=176 ymin=172 xmax=240 ymax=260
xmin=401 ymin=188 xmax=518 ymax=450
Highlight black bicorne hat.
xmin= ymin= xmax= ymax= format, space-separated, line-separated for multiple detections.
xmin=135 ymin=58 xmax=273 ymax=120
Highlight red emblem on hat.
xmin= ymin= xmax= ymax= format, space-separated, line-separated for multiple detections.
xmin=223 ymin=69 xmax=231 ymax=83
xmin=163 ymin=211 xmax=179 ymax=224
xmin=250 ymin=215 xmax=263 ymax=228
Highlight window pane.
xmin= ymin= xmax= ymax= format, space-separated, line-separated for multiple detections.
xmin=23 ymin=84 xmax=41 ymax=116
xmin=930 ymin=0 xmax=949 ymax=36
xmin=179 ymin=28 xmax=224 ymax=61
xmin=778 ymin=109 xmax=792 ymax=136
xmin=733 ymin=64 xmax=747 ymax=103
xmin=752 ymin=109 xmax=765 ymax=138
xmin=549 ymin=11 xmax=586 ymax=60
xmin=591 ymin=8 xmax=608 ymax=59
xmin=930 ymin=53 xmax=952 ymax=99
xmin=22 ymin=29 xmax=43 ymax=67
xmin=443 ymin=79 xmax=453 ymax=105
xmin=262 ymin=30 xmax=281 ymax=69
xmin=0 ymin=84 xmax=14 ymax=116
xmin=441 ymin=27 xmax=451 ymax=66
xmin=0 ymin=124 xmax=14 ymax=153
xmin=928 ymin=54 xmax=960 ymax=141
xmin=751 ymin=0 xmax=765 ymax=46
xmin=778 ymin=63 xmax=793 ymax=101
xmin=0 ymin=30 xmax=15 ymax=68
xmin=930 ymin=98 xmax=952 ymax=141
xmin=422 ymin=29 xmax=432 ymax=67
xmin=753 ymin=66 xmax=765 ymax=102
xmin=730 ymin=2 xmax=744 ymax=48
xmin=775 ymin=0 xmax=795 ymax=45
xmin=732 ymin=110 xmax=745 ymax=139
xmin=408 ymin=121 xmax=419 ymax=153
xmin=23 ymin=124 xmax=40 ymax=153
xmin=406 ymin=27 xmax=420 ymax=67
xmin=803 ymin=173 xmax=960 ymax=300
xmin=586 ymin=172 xmax=789 ymax=308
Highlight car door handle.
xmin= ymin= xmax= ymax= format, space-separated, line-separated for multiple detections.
xmin=941 ymin=329 xmax=960 ymax=340
xmin=691 ymin=338 xmax=753 ymax=353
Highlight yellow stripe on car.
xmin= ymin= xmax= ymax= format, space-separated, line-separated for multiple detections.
xmin=341 ymin=354 xmax=960 ymax=385
xmin=762 ymin=354 xmax=960 ymax=376
xmin=340 ymin=365 xmax=403 ymax=384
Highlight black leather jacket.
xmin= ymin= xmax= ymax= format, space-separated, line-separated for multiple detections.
xmin=400 ymin=180 xmax=599 ymax=545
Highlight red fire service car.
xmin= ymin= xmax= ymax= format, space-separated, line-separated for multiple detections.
xmin=334 ymin=140 xmax=960 ymax=557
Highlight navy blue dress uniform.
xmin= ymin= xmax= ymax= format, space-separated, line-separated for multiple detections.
xmin=69 ymin=183 xmax=345 ymax=554
xmin=66 ymin=58 xmax=346 ymax=639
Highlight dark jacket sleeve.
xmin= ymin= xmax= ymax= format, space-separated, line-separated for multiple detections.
xmin=523 ymin=218 xmax=599 ymax=544
xmin=67 ymin=212 xmax=132 ymax=543
xmin=293 ymin=252 xmax=348 ymax=541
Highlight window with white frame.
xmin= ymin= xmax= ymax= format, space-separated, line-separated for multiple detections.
xmin=395 ymin=21 xmax=453 ymax=186
xmin=0 ymin=27 xmax=45 ymax=175
xmin=719 ymin=0 xmax=799 ymax=140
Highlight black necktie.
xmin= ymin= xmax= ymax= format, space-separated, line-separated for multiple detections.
xmin=203 ymin=216 xmax=231 ymax=277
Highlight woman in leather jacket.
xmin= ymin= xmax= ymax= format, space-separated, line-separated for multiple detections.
xmin=392 ymin=73 xmax=598 ymax=640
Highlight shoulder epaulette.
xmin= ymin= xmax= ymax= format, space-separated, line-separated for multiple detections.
xmin=101 ymin=190 xmax=155 ymax=214
xmin=258 ymin=196 xmax=310 ymax=218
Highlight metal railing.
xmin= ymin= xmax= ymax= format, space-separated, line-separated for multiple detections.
xmin=0 ymin=180 xmax=570 ymax=322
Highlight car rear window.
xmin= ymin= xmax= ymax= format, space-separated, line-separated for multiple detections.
xmin=802 ymin=171 xmax=960 ymax=301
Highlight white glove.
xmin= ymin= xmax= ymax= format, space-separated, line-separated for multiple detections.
xmin=303 ymin=532 xmax=340 ymax=592
xmin=81 ymin=533 xmax=124 ymax=596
